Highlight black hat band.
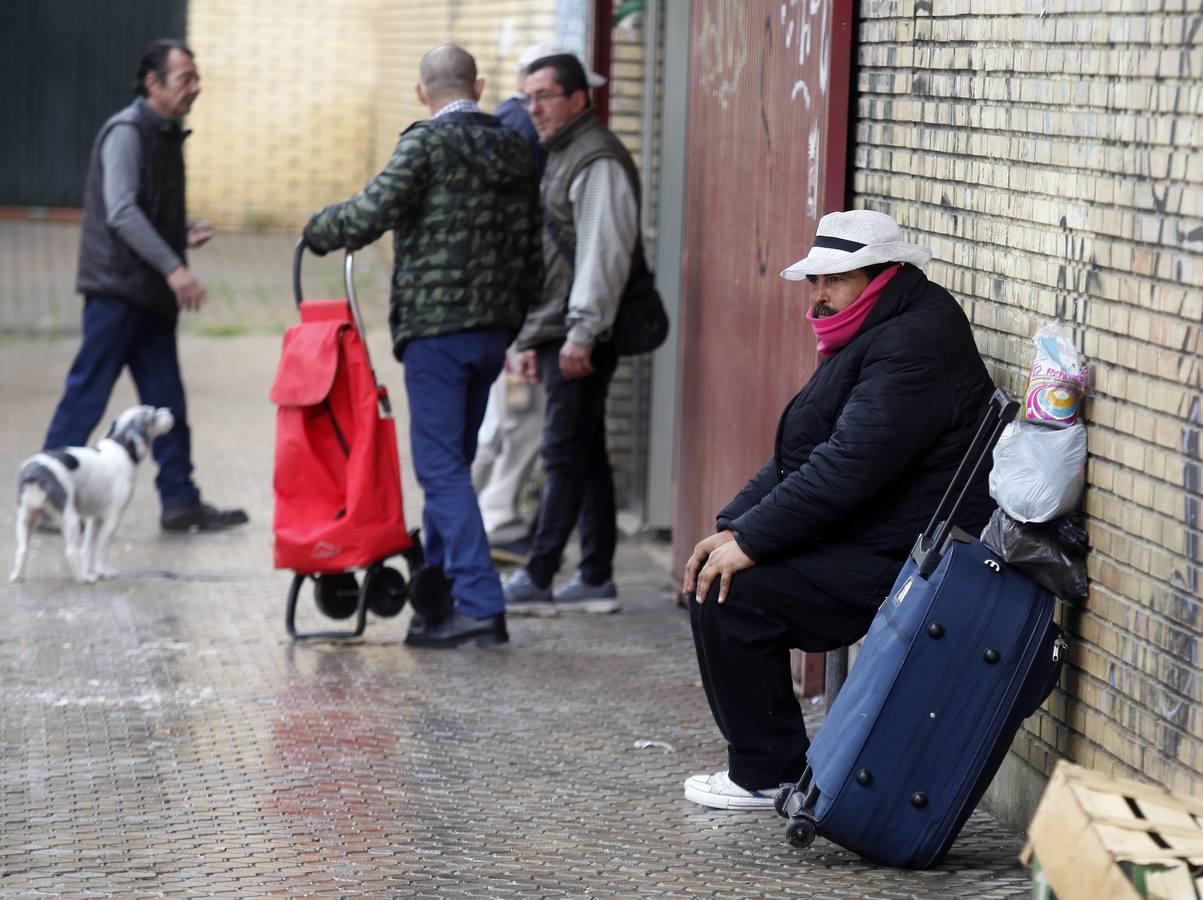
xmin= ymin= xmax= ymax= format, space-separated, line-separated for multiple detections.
xmin=813 ymin=235 xmax=866 ymax=253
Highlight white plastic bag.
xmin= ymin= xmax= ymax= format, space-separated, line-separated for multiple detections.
xmin=989 ymin=421 xmax=1087 ymax=523
xmin=1024 ymin=321 xmax=1088 ymax=427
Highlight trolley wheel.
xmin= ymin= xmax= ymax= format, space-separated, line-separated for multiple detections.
xmin=315 ymin=572 xmax=360 ymax=620
xmin=785 ymin=815 xmax=817 ymax=849
xmin=774 ymin=785 xmax=795 ymax=819
xmin=409 ymin=564 xmax=453 ymax=625
xmin=365 ymin=566 xmax=407 ymax=617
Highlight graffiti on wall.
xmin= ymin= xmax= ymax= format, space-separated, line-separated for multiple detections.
xmin=1176 ymin=395 xmax=1201 ymax=598
xmin=782 ymin=0 xmax=832 ymax=219
xmin=697 ymin=0 xmax=834 ymax=217
xmin=697 ymin=0 xmax=748 ymax=110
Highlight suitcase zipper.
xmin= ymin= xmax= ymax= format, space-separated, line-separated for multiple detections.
xmin=1052 ymin=636 xmax=1067 ymax=662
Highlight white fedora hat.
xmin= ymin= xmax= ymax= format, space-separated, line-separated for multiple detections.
xmin=780 ymin=209 xmax=931 ymax=279
xmin=518 ymin=42 xmax=607 ymax=88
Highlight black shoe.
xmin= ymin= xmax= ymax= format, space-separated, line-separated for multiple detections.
xmin=409 ymin=565 xmax=454 ymax=625
xmin=161 ymin=502 xmax=249 ymax=533
xmin=404 ymin=611 xmax=508 ymax=648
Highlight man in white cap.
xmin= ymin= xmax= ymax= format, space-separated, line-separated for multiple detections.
xmin=680 ymin=209 xmax=997 ymax=809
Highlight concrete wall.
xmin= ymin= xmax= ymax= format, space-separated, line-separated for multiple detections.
xmin=854 ymin=0 xmax=1203 ymax=821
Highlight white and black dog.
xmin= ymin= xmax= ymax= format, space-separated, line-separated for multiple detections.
xmin=10 ymin=405 xmax=174 ymax=584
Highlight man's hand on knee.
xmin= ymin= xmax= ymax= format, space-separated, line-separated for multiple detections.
xmin=684 ymin=531 xmax=754 ymax=604
xmin=695 ymin=538 xmax=755 ymax=605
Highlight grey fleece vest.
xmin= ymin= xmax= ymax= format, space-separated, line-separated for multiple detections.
xmin=76 ymin=100 xmax=188 ymax=321
xmin=523 ymin=108 xmax=641 ymax=346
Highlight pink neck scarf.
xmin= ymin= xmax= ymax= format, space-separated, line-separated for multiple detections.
xmin=807 ymin=264 xmax=901 ymax=356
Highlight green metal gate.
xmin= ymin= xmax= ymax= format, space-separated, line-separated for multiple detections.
xmin=0 ymin=0 xmax=187 ymax=209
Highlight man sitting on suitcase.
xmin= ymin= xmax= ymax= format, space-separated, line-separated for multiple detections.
xmin=303 ymin=44 xmax=542 ymax=648
xmin=681 ymin=210 xmax=997 ymax=809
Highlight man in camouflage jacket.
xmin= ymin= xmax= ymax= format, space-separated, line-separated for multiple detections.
xmin=303 ymin=43 xmax=542 ymax=649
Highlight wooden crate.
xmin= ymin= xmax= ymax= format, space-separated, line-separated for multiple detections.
xmin=1022 ymin=760 xmax=1203 ymax=900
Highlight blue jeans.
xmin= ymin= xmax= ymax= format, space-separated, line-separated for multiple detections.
xmin=402 ymin=330 xmax=508 ymax=618
xmin=43 ymin=295 xmax=200 ymax=510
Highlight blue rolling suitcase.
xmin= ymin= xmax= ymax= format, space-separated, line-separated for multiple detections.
xmin=776 ymin=390 xmax=1068 ymax=868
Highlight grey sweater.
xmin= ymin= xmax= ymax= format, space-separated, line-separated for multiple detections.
xmin=99 ymin=100 xmax=183 ymax=277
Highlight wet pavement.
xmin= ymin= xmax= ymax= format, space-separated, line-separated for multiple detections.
xmin=1 ymin=221 xmax=1033 ymax=896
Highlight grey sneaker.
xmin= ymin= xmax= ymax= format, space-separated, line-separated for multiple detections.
xmin=502 ymin=568 xmax=557 ymax=617
xmin=553 ymin=571 xmax=620 ymax=614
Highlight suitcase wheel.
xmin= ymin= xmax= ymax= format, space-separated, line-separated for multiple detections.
xmin=315 ymin=572 xmax=360 ymax=620
xmin=774 ymin=785 xmax=795 ymax=819
xmin=785 ymin=815 xmax=817 ymax=849
xmin=365 ymin=566 xmax=407 ymax=618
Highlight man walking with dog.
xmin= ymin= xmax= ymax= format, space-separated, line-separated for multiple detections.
xmin=43 ymin=39 xmax=248 ymax=534
xmin=303 ymin=43 xmax=542 ymax=649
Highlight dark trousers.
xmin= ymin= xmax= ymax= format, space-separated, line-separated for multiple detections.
xmin=688 ymin=546 xmax=899 ymax=789
xmin=44 ymin=294 xmax=199 ymax=510
xmin=525 ymin=339 xmax=618 ymax=589
xmin=402 ymin=329 xmax=507 ymax=618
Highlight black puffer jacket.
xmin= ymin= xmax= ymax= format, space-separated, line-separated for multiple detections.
xmin=718 ymin=264 xmax=996 ymax=565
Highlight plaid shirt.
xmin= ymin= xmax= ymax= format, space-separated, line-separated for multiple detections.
xmin=433 ymin=99 xmax=481 ymax=119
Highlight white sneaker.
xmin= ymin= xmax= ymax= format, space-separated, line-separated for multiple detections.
xmin=683 ymin=770 xmax=777 ymax=810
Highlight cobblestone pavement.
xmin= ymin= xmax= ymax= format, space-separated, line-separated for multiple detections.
xmin=1 ymin=222 xmax=1033 ymax=897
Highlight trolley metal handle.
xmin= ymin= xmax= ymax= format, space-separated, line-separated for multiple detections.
xmin=293 ymin=238 xmax=365 ymax=328
xmin=292 ymin=239 xmax=391 ymax=417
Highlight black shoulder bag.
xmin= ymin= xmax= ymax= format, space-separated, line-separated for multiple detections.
xmin=545 ymin=216 xmax=669 ymax=357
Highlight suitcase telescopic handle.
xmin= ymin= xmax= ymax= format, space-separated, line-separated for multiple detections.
xmin=911 ymin=388 xmax=1019 ymax=578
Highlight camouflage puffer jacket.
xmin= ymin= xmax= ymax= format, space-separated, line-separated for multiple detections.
xmin=303 ymin=111 xmax=542 ymax=359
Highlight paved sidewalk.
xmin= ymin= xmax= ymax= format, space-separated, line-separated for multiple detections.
xmin=0 ymin=224 xmax=1034 ymax=896
xmin=0 ymin=219 xmax=391 ymax=337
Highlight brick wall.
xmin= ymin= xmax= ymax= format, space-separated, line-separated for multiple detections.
xmin=186 ymin=0 xmax=380 ymax=230
xmin=185 ymin=1 xmax=555 ymax=229
xmin=607 ymin=7 xmax=658 ymax=513
xmin=855 ymin=1 xmax=1203 ymax=794
xmin=370 ymin=3 xmax=556 ymax=172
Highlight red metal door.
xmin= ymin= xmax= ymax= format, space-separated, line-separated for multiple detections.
xmin=673 ymin=0 xmax=854 ymax=581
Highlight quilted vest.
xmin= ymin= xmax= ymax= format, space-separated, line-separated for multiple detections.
xmin=76 ymin=100 xmax=188 ymax=320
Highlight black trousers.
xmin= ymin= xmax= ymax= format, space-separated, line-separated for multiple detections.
xmin=526 ymin=339 xmax=618 ymax=589
xmin=688 ymin=543 xmax=901 ymax=789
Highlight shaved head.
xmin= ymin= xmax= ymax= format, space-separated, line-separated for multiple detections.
xmin=419 ymin=44 xmax=478 ymax=102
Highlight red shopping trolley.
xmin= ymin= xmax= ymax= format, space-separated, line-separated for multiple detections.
xmin=270 ymin=241 xmax=423 ymax=639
